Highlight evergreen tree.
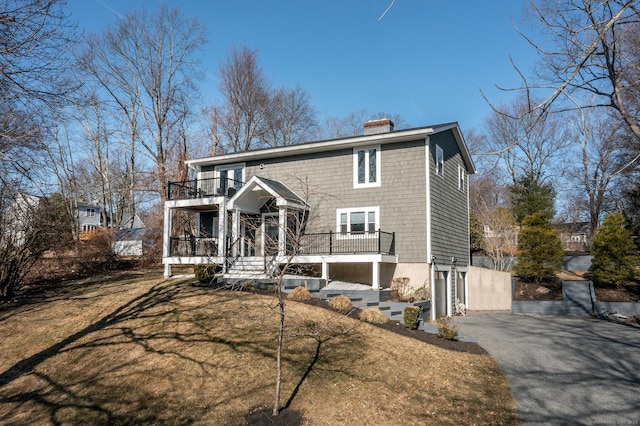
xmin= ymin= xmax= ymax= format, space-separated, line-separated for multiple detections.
xmin=469 ymin=209 xmax=485 ymax=254
xmin=510 ymin=174 xmax=556 ymax=223
xmin=591 ymin=212 xmax=638 ymax=288
xmin=514 ymin=212 xmax=563 ymax=284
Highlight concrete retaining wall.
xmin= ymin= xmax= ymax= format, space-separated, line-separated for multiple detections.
xmin=472 ymin=255 xmax=593 ymax=271
xmin=594 ymin=302 xmax=640 ymax=316
xmin=467 ymin=266 xmax=511 ymax=311
xmin=512 ymin=301 xmax=567 ymax=315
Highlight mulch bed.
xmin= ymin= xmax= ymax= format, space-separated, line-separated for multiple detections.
xmin=295 ymin=297 xmax=487 ymax=355
xmin=514 ymin=278 xmax=640 ymax=303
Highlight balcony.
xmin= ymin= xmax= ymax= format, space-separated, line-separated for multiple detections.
xmin=298 ymin=230 xmax=395 ymax=255
xmin=167 ymin=177 xmax=243 ymax=201
xmin=168 ymin=231 xmax=395 ymax=257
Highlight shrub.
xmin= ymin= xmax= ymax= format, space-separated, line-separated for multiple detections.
xmin=412 ymin=286 xmax=431 ymax=301
xmin=591 ymin=212 xmax=638 ymax=288
xmin=329 ymin=295 xmax=352 ymax=312
xmin=514 ymin=213 xmax=563 ymax=284
xmin=436 ymin=316 xmax=458 ymax=341
xmin=390 ymin=277 xmax=413 ymax=302
xmin=359 ymin=308 xmax=388 ymax=324
xmin=403 ymin=306 xmax=420 ymax=330
xmin=287 ymin=286 xmax=312 ymax=301
xmin=194 ymin=264 xmax=221 ymax=284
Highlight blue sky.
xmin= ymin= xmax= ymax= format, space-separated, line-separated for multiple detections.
xmin=67 ymin=0 xmax=537 ymax=133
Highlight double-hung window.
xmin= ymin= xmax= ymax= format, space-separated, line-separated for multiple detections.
xmin=354 ymin=146 xmax=381 ymax=188
xmin=87 ymin=208 xmax=96 ymax=217
xmin=458 ymin=164 xmax=466 ymax=191
xmin=435 ymin=145 xmax=444 ymax=177
xmin=337 ymin=207 xmax=379 ymax=237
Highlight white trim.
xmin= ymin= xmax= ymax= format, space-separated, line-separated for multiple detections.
xmin=186 ymin=128 xmax=436 ymax=168
xmin=353 ymin=145 xmax=381 ymax=188
xmin=425 ymin=137 xmax=432 ymax=264
xmin=458 ymin=163 xmax=466 ymax=191
xmin=214 ymin=162 xmax=245 ymax=194
xmin=435 ymin=144 xmax=444 ymax=178
xmin=336 ymin=206 xmax=379 ymax=238
xmin=262 ymin=212 xmax=280 ymax=256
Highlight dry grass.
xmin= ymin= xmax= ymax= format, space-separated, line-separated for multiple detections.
xmin=358 ymin=307 xmax=388 ymax=324
xmin=328 ymin=294 xmax=352 ymax=312
xmin=287 ymin=286 xmax=312 ymax=301
xmin=0 ymin=270 xmax=518 ymax=425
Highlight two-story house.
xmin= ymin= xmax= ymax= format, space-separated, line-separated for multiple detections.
xmin=162 ymin=119 xmax=475 ymax=318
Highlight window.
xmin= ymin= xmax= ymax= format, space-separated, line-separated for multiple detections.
xmin=435 ymin=145 xmax=444 ymax=177
xmin=458 ymin=164 xmax=466 ymax=191
xmin=216 ymin=163 xmax=244 ymax=194
xmin=336 ymin=207 xmax=379 ymax=236
xmin=87 ymin=208 xmax=96 ymax=217
xmin=354 ymin=146 xmax=380 ymax=187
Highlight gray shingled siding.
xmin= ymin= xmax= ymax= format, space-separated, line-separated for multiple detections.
xmin=429 ymin=130 xmax=470 ymax=265
xmin=242 ymin=140 xmax=428 ymax=262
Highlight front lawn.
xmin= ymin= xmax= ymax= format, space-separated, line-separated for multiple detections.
xmin=0 ymin=270 xmax=517 ymax=425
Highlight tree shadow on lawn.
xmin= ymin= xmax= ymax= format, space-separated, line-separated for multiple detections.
xmin=0 ymin=277 xmax=367 ymax=425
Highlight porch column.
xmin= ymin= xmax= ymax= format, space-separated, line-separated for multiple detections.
xmin=321 ymin=260 xmax=329 ymax=281
xmin=446 ymin=266 xmax=453 ymax=317
xmin=218 ymin=201 xmax=227 ymax=257
xmin=163 ymin=206 xmax=172 ymax=278
xmin=372 ymin=260 xmax=380 ymax=290
xmin=278 ymin=208 xmax=286 ymax=256
xmin=231 ymin=209 xmax=240 ymax=257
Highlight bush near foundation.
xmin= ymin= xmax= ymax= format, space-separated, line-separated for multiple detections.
xmin=403 ymin=306 xmax=420 ymax=330
xmin=436 ymin=316 xmax=458 ymax=341
xmin=194 ymin=264 xmax=222 ymax=284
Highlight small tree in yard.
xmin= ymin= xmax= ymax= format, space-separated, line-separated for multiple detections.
xmin=591 ymin=212 xmax=638 ymax=288
xmin=514 ymin=213 xmax=563 ymax=284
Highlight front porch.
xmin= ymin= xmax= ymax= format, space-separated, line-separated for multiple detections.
xmin=163 ymin=175 xmax=397 ymax=289
xmin=163 ymin=230 xmax=397 ymax=289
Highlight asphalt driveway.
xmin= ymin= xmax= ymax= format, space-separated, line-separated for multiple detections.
xmin=455 ymin=312 xmax=640 ymax=425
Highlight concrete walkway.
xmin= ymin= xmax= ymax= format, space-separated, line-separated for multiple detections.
xmin=455 ymin=312 xmax=640 ymax=425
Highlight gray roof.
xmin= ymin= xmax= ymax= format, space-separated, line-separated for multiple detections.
xmin=114 ymin=228 xmax=148 ymax=241
xmin=255 ymin=176 xmax=306 ymax=206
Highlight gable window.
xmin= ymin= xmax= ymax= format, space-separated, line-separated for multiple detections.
xmin=458 ymin=164 xmax=466 ymax=191
xmin=87 ymin=208 xmax=96 ymax=217
xmin=354 ymin=146 xmax=380 ymax=187
xmin=337 ymin=207 xmax=379 ymax=236
xmin=216 ymin=163 xmax=244 ymax=195
xmin=436 ymin=145 xmax=444 ymax=177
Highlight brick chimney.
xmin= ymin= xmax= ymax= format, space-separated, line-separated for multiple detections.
xmin=364 ymin=118 xmax=395 ymax=135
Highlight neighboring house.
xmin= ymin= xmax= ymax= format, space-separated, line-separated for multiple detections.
xmin=76 ymin=203 xmax=104 ymax=240
xmin=76 ymin=204 xmax=145 ymax=241
xmin=162 ymin=119 xmax=476 ymax=318
xmin=3 ymin=193 xmax=41 ymax=246
xmin=113 ymin=228 xmax=148 ymax=257
xmin=555 ymin=221 xmax=591 ymax=252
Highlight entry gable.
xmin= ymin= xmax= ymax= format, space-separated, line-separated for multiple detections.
xmin=227 ymin=176 xmax=309 ymax=213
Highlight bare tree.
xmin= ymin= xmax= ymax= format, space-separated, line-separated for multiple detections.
xmin=208 ymin=46 xmax=319 ymax=154
xmin=483 ymin=207 xmax=519 ymax=271
xmin=563 ymin=108 xmax=624 ymax=235
xmin=0 ymin=0 xmax=76 ymax=112
xmin=495 ymin=1 xmax=640 ymax=164
xmin=485 ymin=96 xmax=569 ymax=186
xmin=318 ymin=110 xmax=407 ymax=139
xmin=214 ymin=46 xmax=270 ymax=153
xmin=77 ymin=4 xmax=206 ymax=203
xmin=263 ymin=86 xmax=318 ymax=147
